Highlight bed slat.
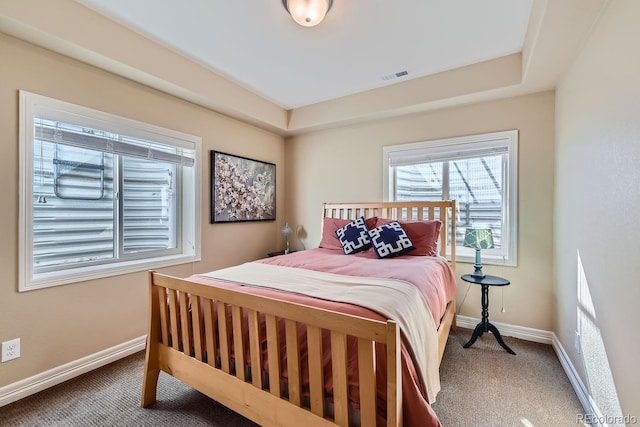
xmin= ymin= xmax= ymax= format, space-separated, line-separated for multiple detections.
xmin=232 ymin=305 xmax=246 ymax=381
xmin=358 ymin=338 xmax=376 ymax=426
xmin=218 ymin=302 xmax=231 ymax=374
xmin=331 ymin=331 xmax=349 ymax=427
xmin=247 ymin=309 xmax=262 ymax=388
xmin=203 ymin=298 xmax=217 ymax=367
xmin=179 ymin=291 xmax=192 ymax=356
xmin=307 ymin=325 xmax=324 ymax=418
xmin=285 ymin=319 xmax=302 ymax=406
xmin=168 ymin=290 xmax=180 ymax=350
xmin=191 ymin=296 xmax=203 ymax=361
xmin=386 ymin=321 xmax=402 ymax=427
xmin=158 ymin=287 xmax=169 ymax=346
xmin=265 ymin=314 xmax=281 ymax=397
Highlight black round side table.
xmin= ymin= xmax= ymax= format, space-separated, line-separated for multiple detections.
xmin=461 ymin=274 xmax=516 ymax=355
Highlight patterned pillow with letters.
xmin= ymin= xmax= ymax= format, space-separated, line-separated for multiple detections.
xmin=336 ymin=216 xmax=372 ymax=254
xmin=368 ymin=221 xmax=416 ymax=258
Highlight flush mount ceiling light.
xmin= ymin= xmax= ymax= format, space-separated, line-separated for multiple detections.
xmin=282 ymin=0 xmax=333 ymax=27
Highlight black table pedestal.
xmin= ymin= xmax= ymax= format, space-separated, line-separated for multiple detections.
xmin=461 ymin=275 xmax=516 ymax=355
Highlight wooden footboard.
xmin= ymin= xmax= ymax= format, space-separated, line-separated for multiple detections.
xmin=142 ymin=271 xmax=403 ymax=427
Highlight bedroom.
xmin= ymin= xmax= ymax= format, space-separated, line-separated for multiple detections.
xmin=0 ymin=0 xmax=638 ymax=425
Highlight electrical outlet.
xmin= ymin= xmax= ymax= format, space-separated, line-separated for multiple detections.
xmin=1 ymin=338 xmax=21 ymax=362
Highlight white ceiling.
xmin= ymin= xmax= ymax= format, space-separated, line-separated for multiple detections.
xmin=0 ymin=0 xmax=608 ymax=134
xmin=78 ymin=0 xmax=533 ymax=109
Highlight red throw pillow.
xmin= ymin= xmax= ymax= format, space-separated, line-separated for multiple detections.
xmin=319 ymin=216 xmax=377 ymax=251
xmin=375 ymin=218 xmax=441 ymax=256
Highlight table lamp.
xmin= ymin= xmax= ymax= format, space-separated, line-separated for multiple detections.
xmin=464 ymin=228 xmax=494 ymax=279
xmin=281 ymin=222 xmax=292 ymax=254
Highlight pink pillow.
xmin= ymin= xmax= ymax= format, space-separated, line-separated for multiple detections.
xmin=319 ymin=217 xmax=377 ymax=251
xmin=375 ymin=218 xmax=442 ymax=256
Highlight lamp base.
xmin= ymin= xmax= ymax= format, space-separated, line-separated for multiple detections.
xmin=471 ymin=249 xmax=485 ymax=279
xmin=470 ymin=270 xmax=486 ymax=279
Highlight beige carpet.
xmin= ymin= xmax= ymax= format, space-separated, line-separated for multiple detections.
xmin=432 ymin=329 xmax=585 ymax=426
xmin=0 ymin=328 xmax=585 ymax=426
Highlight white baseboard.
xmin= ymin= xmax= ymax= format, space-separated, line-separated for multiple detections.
xmin=0 ymin=335 xmax=146 ymax=408
xmin=456 ymin=315 xmax=603 ymax=425
xmin=551 ymin=332 xmax=606 ymax=427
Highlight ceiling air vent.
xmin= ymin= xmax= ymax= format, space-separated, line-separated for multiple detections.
xmin=382 ymin=70 xmax=409 ymax=81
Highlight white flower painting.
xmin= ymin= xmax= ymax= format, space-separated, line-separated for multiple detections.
xmin=211 ymin=151 xmax=275 ymax=222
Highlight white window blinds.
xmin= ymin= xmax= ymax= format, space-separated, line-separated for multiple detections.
xmin=20 ymin=91 xmax=201 ymax=291
xmin=383 ymin=130 xmax=518 ymax=266
xmin=387 ymin=137 xmax=510 ymax=167
xmin=34 ymin=119 xmax=195 ymax=167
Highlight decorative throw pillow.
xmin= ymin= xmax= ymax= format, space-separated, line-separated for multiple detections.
xmin=336 ymin=216 xmax=373 ymax=254
xmin=319 ymin=217 xmax=377 ymax=251
xmin=375 ymin=218 xmax=441 ymax=256
xmin=368 ymin=221 xmax=416 ymax=258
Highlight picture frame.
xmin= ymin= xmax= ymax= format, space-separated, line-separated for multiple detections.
xmin=211 ymin=151 xmax=276 ymax=223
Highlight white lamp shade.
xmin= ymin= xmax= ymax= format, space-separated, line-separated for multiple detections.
xmin=285 ymin=0 xmax=332 ymax=27
xmin=281 ymin=222 xmax=293 ymax=236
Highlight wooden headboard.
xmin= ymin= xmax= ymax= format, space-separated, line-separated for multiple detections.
xmin=322 ymin=201 xmax=457 ymax=271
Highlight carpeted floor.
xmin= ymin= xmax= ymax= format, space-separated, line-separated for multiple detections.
xmin=432 ymin=329 xmax=585 ymax=426
xmin=0 ymin=328 xmax=585 ymax=426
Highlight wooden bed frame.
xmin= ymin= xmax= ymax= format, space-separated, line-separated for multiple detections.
xmin=142 ymin=201 xmax=457 ymax=427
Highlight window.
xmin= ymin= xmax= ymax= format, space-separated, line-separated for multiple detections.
xmin=383 ymin=130 xmax=518 ymax=266
xmin=19 ymin=91 xmax=201 ymax=291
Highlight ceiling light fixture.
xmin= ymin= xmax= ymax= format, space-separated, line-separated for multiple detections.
xmin=282 ymin=0 xmax=333 ymax=27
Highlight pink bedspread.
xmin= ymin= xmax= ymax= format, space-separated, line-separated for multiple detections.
xmin=259 ymin=248 xmax=457 ymax=328
xmin=189 ymin=248 xmax=456 ymax=427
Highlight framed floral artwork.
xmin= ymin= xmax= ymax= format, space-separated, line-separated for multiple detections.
xmin=211 ymin=151 xmax=276 ymax=223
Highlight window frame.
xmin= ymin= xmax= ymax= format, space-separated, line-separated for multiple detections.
xmin=19 ymin=91 xmax=202 ymax=291
xmin=383 ymin=130 xmax=518 ymax=266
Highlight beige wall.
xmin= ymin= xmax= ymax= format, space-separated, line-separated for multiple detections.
xmin=285 ymin=91 xmax=556 ymax=331
xmin=0 ymin=34 xmax=284 ymax=387
xmin=555 ymin=0 xmax=640 ymax=420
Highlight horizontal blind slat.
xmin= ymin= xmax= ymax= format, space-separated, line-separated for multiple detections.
xmin=35 ymin=122 xmax=195 ymax=167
